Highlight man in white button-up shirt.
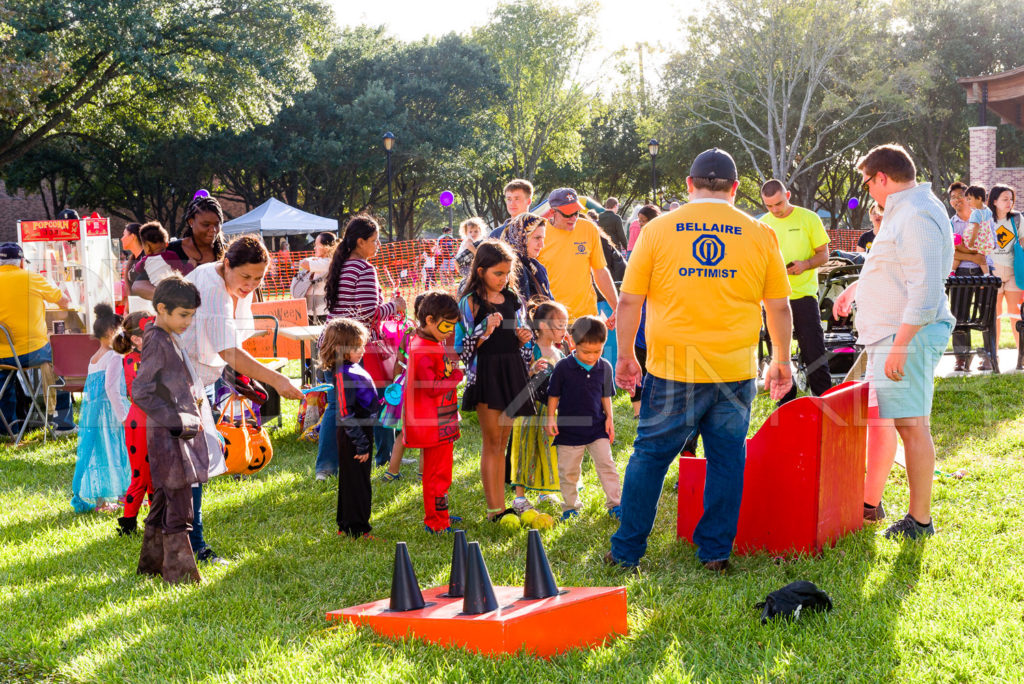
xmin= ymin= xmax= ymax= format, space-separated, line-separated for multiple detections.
xmin=834 ymin=143 xmax=954 ymax=541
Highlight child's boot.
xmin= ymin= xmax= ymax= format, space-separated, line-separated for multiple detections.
xmin=161 ymin=532 xmax=201 ymax=584
xmin=136 ymin=524 xmax=163 ymax=577
xmin=117 ymin=516 xmax=137 ymax=536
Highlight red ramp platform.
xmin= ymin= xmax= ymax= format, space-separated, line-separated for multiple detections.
xmin=328 ymin=585 xmax=627 ymax=657
xmin=677 ymin=381 xmax=869 ymax=556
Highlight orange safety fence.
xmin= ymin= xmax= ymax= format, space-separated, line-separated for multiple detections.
xmin=827 ymin=229 xmax=862 ymax=253
xmin=118 ymin=228 xmax=866 ymax=304
xmin=259 ymin=239 xmax=463 ymax=302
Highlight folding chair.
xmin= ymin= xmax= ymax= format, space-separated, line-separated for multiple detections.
xmin=46 ymin=333 xmax=100 ymax=441
xmin=251 ymin=314 xmax=282 ymax=430
xmin=0 ymin=323 xmax=49 ymax=446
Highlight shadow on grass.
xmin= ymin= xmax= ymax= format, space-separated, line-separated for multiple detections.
xmin=0 ymin=390 xmax=950 ymax=681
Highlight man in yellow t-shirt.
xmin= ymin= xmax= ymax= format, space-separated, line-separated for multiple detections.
xmin=759 ymin=179 xmax=832 ymax=404
xmin=537 ymin=187 xmax=618 ymax=324
xmin=606 ymin=148 xmax=793 ymax=573
xmin=0 ymin=242 xmax=76 ymax=435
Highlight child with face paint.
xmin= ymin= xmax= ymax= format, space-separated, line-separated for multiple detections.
xmin=545 ymin=315 xmax=621 ymax=521
xmin=402 ymin=291 xmax=464 ymax=533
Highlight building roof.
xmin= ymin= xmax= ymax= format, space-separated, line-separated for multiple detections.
xmin=958 ymin=65 xmax=1024 ymax=130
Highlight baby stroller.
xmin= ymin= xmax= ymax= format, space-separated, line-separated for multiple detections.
xmin=757 ymin=257 xmax=863 ymax=387
xmin=817 ymin=258 xmax=862 ymax=383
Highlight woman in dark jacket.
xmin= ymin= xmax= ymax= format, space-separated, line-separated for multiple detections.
xmin=500 ymin=212 xmax=553 ymax=302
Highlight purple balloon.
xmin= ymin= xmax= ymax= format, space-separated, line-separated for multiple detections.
xmin=439 ymin=190 xmax=454 ymax=207
xmin=193 ymin=189 xmax=211 ymax=201
xmin=847 ymin=197 xmax=860 ymax=210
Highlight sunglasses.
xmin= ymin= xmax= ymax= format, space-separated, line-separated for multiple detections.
xmin=555 ymin=209 xmax=580 ymax=219
xmin=860 ymin=173 xmax=877 ymax=194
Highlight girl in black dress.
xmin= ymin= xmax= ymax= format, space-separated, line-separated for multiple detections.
xmin=456 ymin=240 xmax=535 ymax=522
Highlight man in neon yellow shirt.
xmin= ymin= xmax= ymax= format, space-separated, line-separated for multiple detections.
xmin=759 ymin=179 xmax=832 ymax=404
xmin=537 ymin=187 xmax=619 ymax=325
xmin=607 ymin=148 xmax=793 ymax=573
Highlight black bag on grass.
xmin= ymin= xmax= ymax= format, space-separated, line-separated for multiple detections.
xmin=755 ymin=580 xmax=833 ymax=624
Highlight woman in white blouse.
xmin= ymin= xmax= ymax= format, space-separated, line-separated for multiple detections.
xmin=177 ymin=235 xmax=303 ymax=564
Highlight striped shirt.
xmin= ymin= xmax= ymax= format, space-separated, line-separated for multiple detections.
xmin=179 ymin=263 xmax=255 ymax=388
xmin=326 ymin=258 xmax=396 ymax=337
xmin=855 ymin=183 xmax=955 ymax=346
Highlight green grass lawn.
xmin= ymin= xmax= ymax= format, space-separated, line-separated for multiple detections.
xmin=2 ymin=373 xmax=1023 ymax=683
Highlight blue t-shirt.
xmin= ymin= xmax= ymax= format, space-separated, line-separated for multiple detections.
xmin=635 ymin=303 xmax=647 ymax=350
xmin=548 ymin=354 xmax=615 ymax=446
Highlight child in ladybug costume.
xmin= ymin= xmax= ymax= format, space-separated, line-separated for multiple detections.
xmin=110 ymin=312 xmax=156 ymax=536
xmin=402 ymin=291 xmax=464 ymax=533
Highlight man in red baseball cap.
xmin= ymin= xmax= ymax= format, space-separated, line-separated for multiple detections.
xmin=537 ymin=187 xmax=619 ymax=326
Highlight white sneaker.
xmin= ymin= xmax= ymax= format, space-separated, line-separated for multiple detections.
xmin=512 ymin=496 xmax=535 ymax=514
xmin=538 ymin=494 xmax=559 ymax=505
xmin=52 ymin=425 xmax=78 ymax=438
xmin=314 ymin=472 xmax=330 ymax=481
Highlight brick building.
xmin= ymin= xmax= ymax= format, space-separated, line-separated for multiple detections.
xmin=959 ymin=66 xmax=1024 ymax=190
xmin=0 ymin=180 xmax=51 ymax=243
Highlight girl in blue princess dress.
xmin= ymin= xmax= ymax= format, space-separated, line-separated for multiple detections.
xmin=71 ymin=304 xmax=131 ymax=513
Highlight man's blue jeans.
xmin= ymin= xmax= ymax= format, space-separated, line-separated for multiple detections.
xmin=0 ymin=343 xmax=75 ymax=430
xmin=610 ymin=374 xmax=756 ymax=565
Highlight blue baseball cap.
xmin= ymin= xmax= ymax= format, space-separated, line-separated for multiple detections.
xmin=0 ymin=242 xmax=24 ymax=260
xmin=689 ymin=148 xmax=738 ymax=182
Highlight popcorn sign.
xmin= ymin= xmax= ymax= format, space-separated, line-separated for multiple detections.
xmin=19 ymin=219 xmax=82 ymax=242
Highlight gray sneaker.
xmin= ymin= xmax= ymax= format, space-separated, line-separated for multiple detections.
xmin=882 ymin=513 xmax=935 ymax=540
xmin=512 ymin=496 xmax=535 ymax=514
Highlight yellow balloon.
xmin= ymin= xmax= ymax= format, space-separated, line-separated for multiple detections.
xmin=520 ymin=509 xmax=539 ymax=525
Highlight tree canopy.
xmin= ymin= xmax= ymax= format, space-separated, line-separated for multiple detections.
xmin=0 ymin=0 xmax=331 ymax=167
xmin=3 ymin=0 xmax=1024 ymax=235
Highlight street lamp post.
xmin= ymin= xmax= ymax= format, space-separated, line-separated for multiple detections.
xmin=648 ymin=139 xmax=659 ymax=206
xmin=383 ymin=131 xmax=395 ymax=241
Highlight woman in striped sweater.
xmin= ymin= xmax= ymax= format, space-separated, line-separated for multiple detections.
xmin=314 ymin=216 xmax=406 ymax=478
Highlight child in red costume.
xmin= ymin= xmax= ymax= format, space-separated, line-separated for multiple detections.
xmin=111 ymin=312 xmax=155 ymax=536
xmin=402 ymin=291 xmax=464 ymax=533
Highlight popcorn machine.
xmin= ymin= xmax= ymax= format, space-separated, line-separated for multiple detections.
xmin=17 ymin=214 xmax=119 ymax=330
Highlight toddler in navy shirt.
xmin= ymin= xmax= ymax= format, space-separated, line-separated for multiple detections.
xmin=545 ymin=315 xmax=621 ymax=520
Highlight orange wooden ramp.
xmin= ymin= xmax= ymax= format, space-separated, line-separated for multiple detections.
xmin=327 ymin=584 xmax=627 ymax=657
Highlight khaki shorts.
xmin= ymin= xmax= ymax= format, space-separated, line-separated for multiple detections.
xmin=992 ymin=262 xmax=1021 ymax=293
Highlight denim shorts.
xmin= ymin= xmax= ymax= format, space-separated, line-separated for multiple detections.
xmin=865 ymin=321 xmax=952 ymax=419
